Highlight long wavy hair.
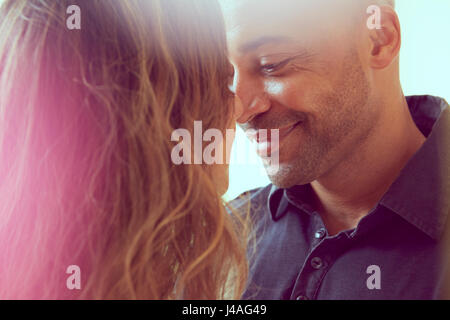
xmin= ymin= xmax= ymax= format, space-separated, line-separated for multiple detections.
xmin=0 ymin=0 xmax=248 ymax=299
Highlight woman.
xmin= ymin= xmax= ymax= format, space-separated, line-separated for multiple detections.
xmin=0 ymin=0 xmax=248 ymax=299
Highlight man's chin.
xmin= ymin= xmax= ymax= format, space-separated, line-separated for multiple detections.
xmin=266 ymin=165 xmax=298 ymax=189
xmin=265 ymin=162 xmax=314 ymax=189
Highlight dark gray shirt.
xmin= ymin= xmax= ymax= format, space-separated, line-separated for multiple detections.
xmin=231 ymin=95 xmax=450 ymax=300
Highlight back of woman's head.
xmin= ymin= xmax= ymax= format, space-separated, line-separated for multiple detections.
xmin=0 ymin=0 xmax=246 ymax=299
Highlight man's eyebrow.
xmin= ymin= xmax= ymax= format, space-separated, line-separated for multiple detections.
xmin=239 ymin=36 xmax=292 ymax=54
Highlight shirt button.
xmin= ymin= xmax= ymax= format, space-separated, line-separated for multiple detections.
xmin=296 ymin=295 xmax=309 ymax=300
xmin=311 ymin=257 xmax=323 ymax=269
xmin=314 ymin=228 xmax=326 ymax=239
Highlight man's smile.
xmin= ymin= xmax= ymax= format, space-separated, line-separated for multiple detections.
xmin=245 ymin=121 xmax=302 ymax=158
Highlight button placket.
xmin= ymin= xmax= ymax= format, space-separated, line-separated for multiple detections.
xmin=290 ymin=229 xmax=342 ymax=300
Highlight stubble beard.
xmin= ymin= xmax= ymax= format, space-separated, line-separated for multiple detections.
xmin=266 ymin=49 xmax=373 ymax=189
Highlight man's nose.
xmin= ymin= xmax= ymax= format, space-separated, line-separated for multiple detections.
xmin=232 ymin=71 xmax=270 ymax=124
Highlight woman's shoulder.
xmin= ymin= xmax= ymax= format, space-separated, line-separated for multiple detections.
xmin=227 ymin=183 xmax=273 ymax=217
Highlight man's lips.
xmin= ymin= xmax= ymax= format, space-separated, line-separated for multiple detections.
xmin=245 ymin=121 xmax=302 ymax=158
xmin=245 ymin=121 xmax=302 ymax=142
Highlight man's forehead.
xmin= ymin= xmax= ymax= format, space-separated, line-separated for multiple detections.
xmin=219 ymin=0 xmax=353 ymax=21
xmin=220 ymin=0 xmax=322 ymax=27
xmin=220 ymin=0 xmax=352 ymax=53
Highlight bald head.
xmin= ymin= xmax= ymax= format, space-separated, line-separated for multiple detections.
xmin=219 ymin=0 xmax=396 ymax=46
xmin=375 ymin=0 xmax=395 ymax=7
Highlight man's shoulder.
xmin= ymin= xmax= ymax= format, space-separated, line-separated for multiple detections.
xmin=227 ymin=184 xmax=273 ymax=217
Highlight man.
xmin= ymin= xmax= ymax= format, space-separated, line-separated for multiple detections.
xmin=222 ymin=0 xmax=450 ymax=299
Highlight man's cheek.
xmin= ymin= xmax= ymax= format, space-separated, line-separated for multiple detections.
xmin=265 ymin=81 xmax=285 ymax=96
xmin=265 ymin=79 xmax=310 ymax=112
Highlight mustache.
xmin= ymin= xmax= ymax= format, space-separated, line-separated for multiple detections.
xmin=240 ymin=111 xmax=307 ymax=131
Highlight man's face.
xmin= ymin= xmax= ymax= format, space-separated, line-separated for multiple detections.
xmin=222 ymin=0 xmax=380 ymax=188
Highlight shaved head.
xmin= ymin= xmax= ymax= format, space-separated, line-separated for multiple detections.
xmin=375 ymin=0 xmax=395 ymax=7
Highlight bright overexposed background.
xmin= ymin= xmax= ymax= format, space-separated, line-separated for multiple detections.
xmin=224 ymin=0 xmax=450 ymax=200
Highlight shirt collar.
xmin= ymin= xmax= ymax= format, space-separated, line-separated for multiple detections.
xmin=267 ymin=95 xmax=450 ymax=239
xmin=380 ymin=96 xmax=450 ymax=240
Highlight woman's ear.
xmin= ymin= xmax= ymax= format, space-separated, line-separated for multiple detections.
xmin=368 ymin=5 xmax=401 ymax=69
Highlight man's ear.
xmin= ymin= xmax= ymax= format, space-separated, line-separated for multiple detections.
xmin=368 ymin=6 xmax=401 ymax=69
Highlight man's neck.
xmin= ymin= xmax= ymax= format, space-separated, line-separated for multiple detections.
xmin=311 ymin=97 xmax=426 ymax=236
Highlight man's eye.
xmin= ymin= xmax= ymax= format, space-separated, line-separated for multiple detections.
xmin=260 ymin=59 xmax=291 ymax=74
xmin=261 ymin=63 xmax=279 ymax=73
xmin=261 ymin=63 xmax=281 ymax=73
